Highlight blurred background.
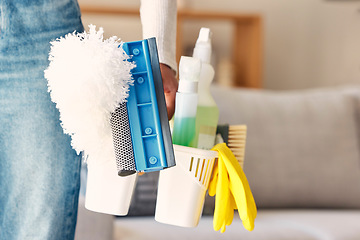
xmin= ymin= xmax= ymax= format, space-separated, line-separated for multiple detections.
xmin=78 ymin=0 xmax=360 ymax=90
xmin=75 ymin=2 xmax=360 ymax=239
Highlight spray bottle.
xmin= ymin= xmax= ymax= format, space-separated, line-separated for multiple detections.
xmin=192 ymin=28 xmax=219 ymax=149
xmin=172 ymin=56 xmax=201 ymax=147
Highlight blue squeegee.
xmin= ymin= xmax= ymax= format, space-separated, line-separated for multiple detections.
xmin=110 ymin=38 xmax=176 ymax=176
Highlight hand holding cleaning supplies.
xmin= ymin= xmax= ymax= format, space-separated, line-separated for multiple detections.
xmin=192 ymin=28 xmax=219 ymax=150
xmin=172 ymin=56 xmax=201 ymax=147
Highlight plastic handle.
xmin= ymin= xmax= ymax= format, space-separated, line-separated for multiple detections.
xmin=122 ymin=38 xmax=175 ymax=172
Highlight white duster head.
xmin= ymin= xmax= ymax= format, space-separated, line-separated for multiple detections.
xmin=44 ymin=25 xmax=135 ymax=165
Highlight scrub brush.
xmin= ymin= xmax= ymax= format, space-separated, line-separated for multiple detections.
xmin=216 ymin=124 xmax=247 ymax=168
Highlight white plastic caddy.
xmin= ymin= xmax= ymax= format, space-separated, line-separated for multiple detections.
xmin=155 ymin=144 xmax=218 ymax=227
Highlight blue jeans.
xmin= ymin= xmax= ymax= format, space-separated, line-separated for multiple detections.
xmin=0 ymin=0 xmax=84 ymax=239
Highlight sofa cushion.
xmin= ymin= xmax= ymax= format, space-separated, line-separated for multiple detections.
xmin=211 ymin=85 xmax=360 ymax=208
xmin=114 ymin=210 xmax=360 ymax=240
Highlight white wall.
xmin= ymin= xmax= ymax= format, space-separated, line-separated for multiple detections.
xmin=79 ymin=0 xmax=360 ymax=90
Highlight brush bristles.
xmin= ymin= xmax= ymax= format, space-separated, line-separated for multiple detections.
xmin=227 ymin=125 xmax=247 ymax=168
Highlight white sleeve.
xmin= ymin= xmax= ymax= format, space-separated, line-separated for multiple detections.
xmin=140 ymin=0 xmax=177 ymax=72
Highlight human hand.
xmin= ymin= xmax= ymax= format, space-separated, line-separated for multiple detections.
xmin=160 ymin=63 xmax=178 ymax=120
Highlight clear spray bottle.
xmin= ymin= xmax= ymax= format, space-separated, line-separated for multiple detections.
xmin=172 ymin=56 xmax=201 ymax=147
xmin=192 ymin=28 xmax=219 ymax=149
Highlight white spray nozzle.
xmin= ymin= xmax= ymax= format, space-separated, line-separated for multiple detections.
xmin=178 ymin=56 xmax=201 ymax=93
xmin=196 ymin=28 xmax=211 ymax=44
xmin=193 ymin=27 xmax=212 ymax=64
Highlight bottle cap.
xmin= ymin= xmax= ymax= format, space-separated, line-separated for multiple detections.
xmin=178 ymin=56 xmax=201 ymax=93
xmin=193 ymin=28 xmax=212 ymax=64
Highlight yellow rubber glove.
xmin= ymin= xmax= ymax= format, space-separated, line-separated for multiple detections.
xmin=209 ymin=143 xmax=257 ymax=233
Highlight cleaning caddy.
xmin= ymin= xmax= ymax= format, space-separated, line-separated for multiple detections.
xmin=45 ymin=25 xmax=257 ymax=233
xmin=155 ymin=28 xmax=257 ymax=233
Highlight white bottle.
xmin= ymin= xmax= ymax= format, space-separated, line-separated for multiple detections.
xmin=172 ymin=56 xmax=201 ymax=147
xmin=192 ymin=28 xmax=219 ymax=150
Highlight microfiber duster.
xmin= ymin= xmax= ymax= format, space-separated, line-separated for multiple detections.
xmin=45 ymin=25 xmax=135 ymax=167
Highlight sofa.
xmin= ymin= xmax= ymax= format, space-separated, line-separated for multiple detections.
xmin=75 ymin=85 xmax=360 ymax=240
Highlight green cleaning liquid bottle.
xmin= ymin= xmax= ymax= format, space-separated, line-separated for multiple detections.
xmin=172 ymin=56 xmax=201 ymax=147
xmin=192 ymin=28 xmax=219 ymax=150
